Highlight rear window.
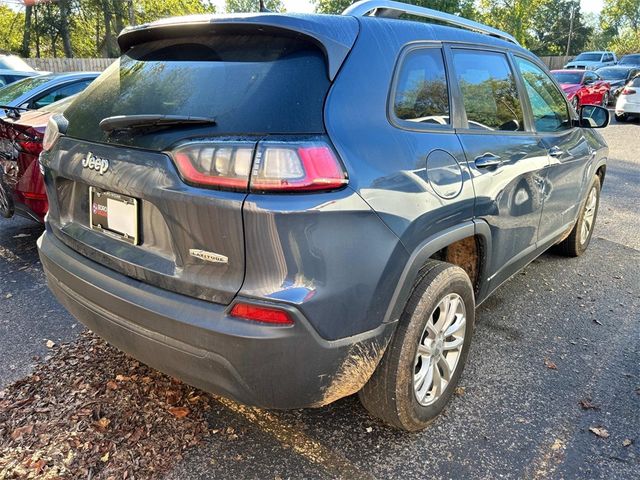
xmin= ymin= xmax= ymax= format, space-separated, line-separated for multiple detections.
xmin=63 ymin=34 xmax=330 ymax=148
xmin=552 ymin=72 xmax=583 ymax=84
xmin=0 ymin=75 xmax=52 ymax=104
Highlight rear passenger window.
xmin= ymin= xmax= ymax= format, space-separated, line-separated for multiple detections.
xmin=452 ymin=49 xmax=524 ymax=131
xmin=393 ymin=48 xmax=450 ymax=127
xmin=515 ymin=57 xmax=571 ymax=132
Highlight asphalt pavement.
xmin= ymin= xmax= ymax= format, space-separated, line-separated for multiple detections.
xmin=0 ymin=118 xmax=638 ymax=479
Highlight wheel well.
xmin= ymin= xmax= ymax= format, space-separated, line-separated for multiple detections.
xmin=429 ymin=235 xmax=483 ymax=295
xmin=596 ymin=165 xmax=606 ymax=185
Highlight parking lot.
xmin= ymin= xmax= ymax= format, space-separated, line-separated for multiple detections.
xmin=1 ymin=117 xmax=638 ymax=479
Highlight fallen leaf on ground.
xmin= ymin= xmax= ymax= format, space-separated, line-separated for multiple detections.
xmin=623 ymin=439 xmax=633 ymax=447
xmin=551 ymin=439 xmax=564 ymax=450
xmin=106 ymin=380 xmax=118 ymax=390
xmin=589 ymin=426 xmax=610 ymax=438
xmin=454 ymin=386 xmax=465 ymax=396
xmin=5 ymin=293 xmax=13 ymax=299
xmin=544 ymin=358 xmax=558 ymax=370
xmin=365 ymin=427 xmax=373 ymax=433
xmin=45 ymin=340 xmax=55 ymax=348
xmin=95 ymin=417 xmax=111 ymax=430
xmin=168 ymin=407 xmax=189 ymax=419
xmin=10 ymin=424 xmax=33 ymax=440
xmin=100 ymin=452 xmax=110 ymax=462
xmin=579 ymin=399 xmax=599 ymax=410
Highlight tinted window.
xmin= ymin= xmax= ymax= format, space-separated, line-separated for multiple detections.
xmin=452 ymin=50 xmax=524 ymax=131
xmin=516 ymin=58 xmax=571 ymax=133
xmin=0 ymin=75 xmax=53 ymax=104
xmin=63 ymin=34 xmax=330 ymax=149
xmin=393 ymin=48 xmax=449 ymax=126
xmin=552 ymin=71 xmax=584 ymax=84
xmin=597 ymin=68 xmax=629 ymax=80
xmin=31 ymin=80 xmax=92 ymax=109
xmin=620 ymin=54 xmax=640 ymax=66
xmin=575 ymin=53 xmax=603 ymax=62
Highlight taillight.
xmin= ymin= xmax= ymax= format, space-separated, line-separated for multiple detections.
xmin=14 ymin=127 xmax=44 ymax=155
xmin=251 ymin=142 xmax=348 ymax=192
xmin=622 ymin=88 xmax=636 ymax=95
xmin=170 ymin=139 xmax=348 ymax=193
xmin=172 ymin=142 xmax=253 ymax=190
xmin=229 ymin=302 xmax=294 ymax=325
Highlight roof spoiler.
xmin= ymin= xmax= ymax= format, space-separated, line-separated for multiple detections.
xmin=117 ymin=14 xmax=359 ymax=81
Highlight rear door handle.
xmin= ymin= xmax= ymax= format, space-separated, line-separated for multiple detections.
xmin=548 ymin=146 xmax=564 ymax=158
xmin=474 ymin=153 xmax=502 ymax=168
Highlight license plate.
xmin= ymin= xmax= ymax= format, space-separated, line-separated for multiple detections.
xmin=89 ymin=187 xmax=139 ymax=245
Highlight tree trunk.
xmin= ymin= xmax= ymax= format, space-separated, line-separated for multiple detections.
xmin=21 ymin=6 xmax=32 ymax=58
xmin=34 ymin=6 xmax=40 ymax=58
xmin=128 ymin=0 xmax=135 ymax=26
xmin=102 ymin=0 xmax=116 ymax=57
xmin=58 ymin=0 xmax=74 ymax=58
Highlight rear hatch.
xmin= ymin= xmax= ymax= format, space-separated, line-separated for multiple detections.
xmin=43 ymin=15 xmax=358 ymax=304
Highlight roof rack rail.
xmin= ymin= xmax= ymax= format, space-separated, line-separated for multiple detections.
xmin=342 ymin=0 xmax=520 ymax=46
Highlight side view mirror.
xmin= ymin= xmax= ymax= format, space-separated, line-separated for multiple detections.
xmin=579 ymin=105 xmax=609 ymax=128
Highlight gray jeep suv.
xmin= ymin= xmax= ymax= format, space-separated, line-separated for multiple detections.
xmin=37 ymin=1 xmax=609 ymax=431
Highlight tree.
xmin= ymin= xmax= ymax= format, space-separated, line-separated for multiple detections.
xmin=225 ymin=0 xmax=285 ymax=13
xmin=477 ymin=0 xmax=548 ymax=46
xmin=528 ymin=1 xmax=592 ymax=56
xmin=315 ymin=0 xmax=475 ymax=16
xmin=602 ymin=0 xmax=640 ymax=34
xmin=0 ymin=6 xmax=24 ymax=55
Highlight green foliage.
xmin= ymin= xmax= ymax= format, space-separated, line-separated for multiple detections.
xmin=608 ymin=28 xmax=640 ymax=55
xmin=528 ymin=1 xmax=593 ymax=56
xmin=602 ymin=0 xmax=640 ymax=34
xmin=0 ymin=6 xmax=25 ymax=55
xmin=225 ymin=0 xmax=286 ymax=13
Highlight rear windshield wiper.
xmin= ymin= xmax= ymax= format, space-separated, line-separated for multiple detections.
xmin=99 ymin=114 xmax=216 ymax=133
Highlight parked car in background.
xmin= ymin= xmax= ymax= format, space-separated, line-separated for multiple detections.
xmin=0 ymin=54 xmax=35 ymax=71
xmin=615 ymin=75 xmax=640 ymax=121
xmin=0 ymin=96 xmax=77 ymax=222
xmin=0 ymin=70 xmax=41 ymax=88
xmin=564 ymin=51 xmax=617 ymax=70
xmin=0 ymin=72 xmax=98 ymax=118
xmin=596 ymin=65 xmax=640 ymax=101
xmin=38 ymin=1 xmax=609 ymax=432
xmin=551 ymin=69 xmax=611 ymax=109
xmin=618 ymin=54 xmax=640 ymax=67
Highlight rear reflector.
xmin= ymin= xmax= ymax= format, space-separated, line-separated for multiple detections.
xmin=229 ymin=303 xmax=294 ymax=325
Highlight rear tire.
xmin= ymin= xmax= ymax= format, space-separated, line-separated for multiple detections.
xmin=557 ymin=176 xmax=601 ymax=257
xmin=359 ymin=260 xmax=475 ymax=431
xmin=601 ymin=92 xmax=610 ymax=107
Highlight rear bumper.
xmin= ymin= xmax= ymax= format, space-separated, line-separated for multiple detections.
xmin=38 ymin=229 xmax=394 ymax=409
xmin=615 ymin=98 xmax=640 ymax=114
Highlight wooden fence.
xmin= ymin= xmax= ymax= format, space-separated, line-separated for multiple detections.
xmin=21 ymin=55 xmax=574 ymax=73
xmin=538 ymin=55 xmax=573 ymax=70
xmin=23 ymin=58 xmax=115 ymax=72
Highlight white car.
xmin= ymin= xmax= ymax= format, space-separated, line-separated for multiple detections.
xmin=565 ymin=51 xmax=617 ymax=71
xmin=614 ymin=76 xmax=640 ymax=121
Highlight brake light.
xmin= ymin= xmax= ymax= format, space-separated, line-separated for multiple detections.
xmin=14 ymin=127 xmax=44 ymax=155
xmin=622 ymin=88 xmax=636 ymax=95
xmin=172 ymin=142 xmax=253 ymax=190
xmin=229 ymin=302 xmax=294 ymax=325
xmin=250 ymin=142 xmax=348 ymax=192
xmin=170 ymin=139 xmax=348 ymax=193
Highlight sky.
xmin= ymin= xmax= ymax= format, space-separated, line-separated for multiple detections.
xmin=211 ymin=0 xmax=605 ymax=15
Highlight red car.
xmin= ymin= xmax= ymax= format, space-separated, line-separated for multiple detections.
xmin=0 ymin=96 xmax=74 ymax=222
xmin=551 ymin=69 xmax=611 ymax=110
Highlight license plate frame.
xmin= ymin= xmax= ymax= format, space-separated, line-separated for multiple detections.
xmin=89 ymin=186 xmax=139 ymax=245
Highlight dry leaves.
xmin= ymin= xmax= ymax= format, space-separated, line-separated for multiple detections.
xmin=454 ymin=386 xmax=466 ymax=396
xmin=0 ymin=331 xmax=211 ymax=479
xmin=578 ymin=399 xmax=599 ymax=410
xmin=623 ymin=439 xmax=633 ymax=447
xmin=589 ymin=426 xmax=610 ymax=439
xmin=544 ymin=358 xmax=558 ymax=370
xmin=45 ymin=339 xmax=55 ymax=349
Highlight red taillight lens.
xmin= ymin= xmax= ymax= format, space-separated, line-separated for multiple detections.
xmin=229 ymin=302 xmax=294 ymax=325
xmin=250 ymin=143 xmax=348 ymax=192
xmin=622 ymin=88 xmax=636 ymax=95
xmin=172 ymin=142 xmax=254 ymax=190
xmin=170 ymin=139 xmax=348 ymax=193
